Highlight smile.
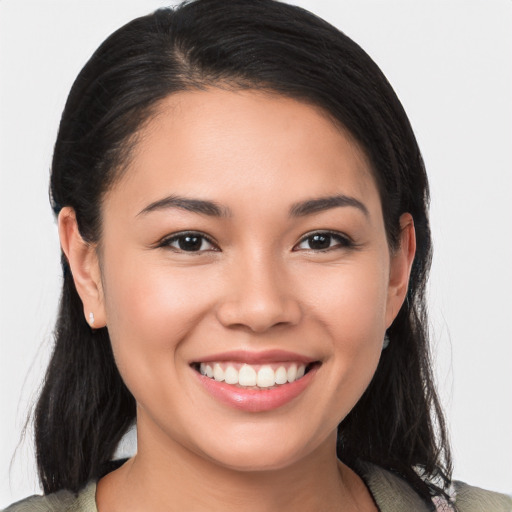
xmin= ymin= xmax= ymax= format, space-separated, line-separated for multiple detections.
xmin=191 ymin=351 xmax=320 ymax=412
xmin=196 ymin=361 xmax=310 ymax=389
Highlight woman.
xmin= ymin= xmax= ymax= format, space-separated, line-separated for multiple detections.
xmin=3 ymin=0 xmax=511 ymax=510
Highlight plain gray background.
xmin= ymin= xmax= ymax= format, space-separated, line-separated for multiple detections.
xmin=1 ymin=0 xmax=511 ymax=506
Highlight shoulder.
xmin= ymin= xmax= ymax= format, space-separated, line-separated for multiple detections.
xmin=354 ymin=461 xmax=433 ymax=511
xmin=2 ymin=482 xmax=97 ymax=512
xmin=355 ymin=461 xmax=512 ymax=512
xmin=451 ymin=481 xmax=512 ymax=512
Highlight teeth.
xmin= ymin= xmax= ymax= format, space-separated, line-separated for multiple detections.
xmin=257 ymin=365 xmax=275 ymax=388
xmin=197 ymin=361 xmax=310 ymax=388
xmin=224 ymin=365 xmax=238 ymax=385
xmin=213 ymin=363 xmax=225 ymax=382
xmin=200 ymin=363 xmax=214 ymax=378
xmin=287 ymin=364 xmax=297 ymax=383
xmin=238 ymin=364 xmax=257 ymax=386
xmin=275 ymin=366 xmax=288 ymax=385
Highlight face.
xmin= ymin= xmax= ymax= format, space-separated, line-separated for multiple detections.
xmin=67 ymin=89 xmax=413 ymax=471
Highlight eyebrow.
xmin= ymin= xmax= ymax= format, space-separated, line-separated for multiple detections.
xmin=137 ymin=193 xmax=368 ymax=219
xmin=137 ymin=195 xmax=231 ymax=217
xmin=289 ymin=194 xmax=369 ymax=217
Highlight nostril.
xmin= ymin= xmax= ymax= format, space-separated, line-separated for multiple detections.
xmin=215 ymin=299 xmax=302 ymax=333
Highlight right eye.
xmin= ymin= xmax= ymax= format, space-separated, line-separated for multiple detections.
xmin=159 ymin=232 xmax=218 ymax=253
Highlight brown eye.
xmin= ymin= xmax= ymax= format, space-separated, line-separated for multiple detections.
xmin=295 ymin=232 xmax=352 ymax=251
xmin=178 ymin=235 xmax=203 ymax=251
xmin=307 ymin=234 xmax=332 ymax=250
xmin=161 ymin=232 xmax=217 ymax=252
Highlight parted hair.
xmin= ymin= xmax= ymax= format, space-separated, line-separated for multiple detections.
xmin=35 ymin=0 xmax=451 ymax=504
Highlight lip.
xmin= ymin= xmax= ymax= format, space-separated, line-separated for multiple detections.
xmin=190 ymin=349 xmax=316 ymax=365
xmin=191 ymin=351 xmax=320 ymax=413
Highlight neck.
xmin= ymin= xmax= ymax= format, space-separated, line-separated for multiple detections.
xmin=97 ymin=421 xmax=371 ymax=512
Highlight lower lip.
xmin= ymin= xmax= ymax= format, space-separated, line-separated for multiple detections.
xmin=194 ymin=366 xmax=318 ymax=412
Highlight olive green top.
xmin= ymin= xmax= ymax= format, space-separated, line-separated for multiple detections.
xmin=3 ymin=462 xmax=511 ymax=511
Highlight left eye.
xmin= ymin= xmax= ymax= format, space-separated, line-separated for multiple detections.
xmin=161 ymin=233 xmax=217 ymax=252
xmin=295 ymin=232 xmax=351 ymax=251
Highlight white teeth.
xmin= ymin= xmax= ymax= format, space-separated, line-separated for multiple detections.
xmin=287 ymin=364 xmax=297 ymax=383
xmin=224 ymin=365 xmax=238 ymax=385
xmin=275 ymin=366 xmax=288 ymax=385
xmin=238 ymin=364 xmax=257 ymax=386
xmin=257 ymin=365 xmax=275 ymax=388
xmin=199 ymin=363 xmax=214 ymax=378
xmin=197 ymin=361 xmax=310 ymax=388
xmin=213 ymin=363 xmax=225 ymax=382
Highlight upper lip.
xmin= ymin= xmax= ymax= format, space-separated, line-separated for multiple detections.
xmin=191 ymin=349 xmax=317 ymax=365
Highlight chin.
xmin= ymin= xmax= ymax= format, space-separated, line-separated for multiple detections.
xmin=193 ymin=425 xmax=322 ymax=473
xmin=207 ymin=448 xmax=302 ymax=473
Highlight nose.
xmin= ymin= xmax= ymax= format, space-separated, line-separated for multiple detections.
xmin=215 ymin=256 xmax=302 ymax=333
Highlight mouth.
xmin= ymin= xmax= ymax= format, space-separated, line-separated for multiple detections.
xmin=191 ymin=360 xmax=320 ymax=390
xmin=190 ymin=350 xmax=321 ymax=411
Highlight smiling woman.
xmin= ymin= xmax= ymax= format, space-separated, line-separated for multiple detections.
xmin=2 ymin=1 xmax=511 ymax=512
xmin=68 ymin=90 xmax=408 ymax=480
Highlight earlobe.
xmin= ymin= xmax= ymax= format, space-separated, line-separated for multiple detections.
xmin=385 ymin=213 xmax=416 ymax=328
xmin=58 ymin=207 xmax=107 ymax=328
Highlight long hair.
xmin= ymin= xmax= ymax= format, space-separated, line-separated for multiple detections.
xmin=35 ymin=0 xmax=451 ymax=501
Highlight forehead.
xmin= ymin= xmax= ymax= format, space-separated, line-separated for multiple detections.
xmin=107 ymin=88 xmax=379 ymax=217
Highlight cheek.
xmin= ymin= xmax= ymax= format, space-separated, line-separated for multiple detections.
xmin=296 ymin=255 xmax=389 ymax=412
xmin=101 ymin=254 xmax=216 ymax=366
xmin=299 ymin=255 xmax=390 ymax=341
xmin=99 ymin=255 xmax=222 ymax=431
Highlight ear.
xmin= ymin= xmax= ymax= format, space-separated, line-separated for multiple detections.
xmin=58 ymin=207 xmax=107 ymax=328
xmin=385 ymin=213 xmax=416 ymax=328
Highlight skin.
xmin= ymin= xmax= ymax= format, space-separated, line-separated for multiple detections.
xmin=59 ymin=89 xmax=415 ymax=512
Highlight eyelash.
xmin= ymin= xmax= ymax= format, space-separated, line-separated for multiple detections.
xmin=293 ymin=231 xmax=355 ymax=252
xmin=157 ymin=230 xmax=354 ymax=254
xmin=157 ymin=231 xmax=219 ymax=253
